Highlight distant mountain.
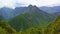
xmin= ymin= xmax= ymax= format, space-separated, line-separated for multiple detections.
xmin=39 ymin=6 xmax=60 ymax=16
xmin=0 ymin=7 xmax=15 ymax=20
xmin=0 ymin=7 xmax=25 ymax=20
xmin=39 ymin=6 xmax=58 ymax=14
xmin=0 ymin=7 xmax=30 ymax=20
xmin=9 ymin=5 xmax=55 ymax=31
xmin=51 ymin=6 xmax=60 ymax=11
xmin=51 ymin=6 xmax=60 ymax=16
xmin=53 ymin=12 xmax=60 ymax=16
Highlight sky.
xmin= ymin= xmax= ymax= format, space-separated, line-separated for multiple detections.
xmin=0 ymin=0 xmax=60 ymax=9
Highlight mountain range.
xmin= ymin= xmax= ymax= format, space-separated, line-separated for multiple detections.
xmin=0 ymin=7 xmax=15 ymax=20
xmin=0 ymin=5 xmax=60 ymax=34
xmin=0 ymin=7 xmax=25 ymax=20
xmin=9 ymin=5 xmax=55 ymax=31
xmin=39 ymin=6 xmax=60 ymax=16
xmin=51 ymin=6 xmax=60 ymax=11
xmin=0 ymin=5 xmax=60 ymax=20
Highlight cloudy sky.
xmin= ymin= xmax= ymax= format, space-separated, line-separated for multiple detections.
xmin=0 ymin=0 xmax=60 ymax=9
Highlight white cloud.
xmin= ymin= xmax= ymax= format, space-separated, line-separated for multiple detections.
xmin=37 ymin=0 xmax=60 ymax=7
xmin=0 ymin=0 xmax=15 ymax=9
xmin=16 ymin=0 xmax=39 ymax=6
xmin=0 ymin=0 xmax=60 ymax=8
xmin=16 ymin=0 xmax=60 ymax=7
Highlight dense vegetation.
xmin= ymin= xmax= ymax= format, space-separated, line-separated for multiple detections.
xmin=0 ymin=5 xmax=60 ymax=34
xmin=0 ymin=20 xmax=17 ymax=34
xmin=0 ymin=16 xmax=60 ymax=34
xmin=46 ymin=15 xmax=60 ymax=34
xmin=17 ymin=15 xmax=60 ymax=34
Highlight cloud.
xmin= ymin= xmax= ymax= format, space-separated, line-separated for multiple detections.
xmin=16 ymin=0 xmax=39 ymax=6
xmin=36 ymin=0 xmax=60 ymax=7
xmin=16 ymin=0 xmax=60 ymax=7
xmin=0 ymin=0 xmax=60 ymax=8
xmin=0 ymin=0 xmax=15 ymax=9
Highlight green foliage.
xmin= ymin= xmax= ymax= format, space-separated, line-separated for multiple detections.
xmin=0 ymin=27 xmax=6 ymax=34
xmin=0 ymin=20 xmax=17 ymax=34
xmin=45 ymin=16 xmax=60 ymax=34
xmin=17 ymin=15 xmax=59 ymax=34
xmin=18 ymin=27 xmax=42 ymax=34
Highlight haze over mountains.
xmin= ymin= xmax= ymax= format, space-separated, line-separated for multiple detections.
xmin=39 ymin=6 xmax=60 ymax=16
xmin=0 ymin=7 xmax=26 ymax=20
xmin=51 ymin=6 xmax=60 ymax=11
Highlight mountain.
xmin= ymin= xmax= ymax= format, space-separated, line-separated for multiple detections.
xmin=0 ymin=7 xmax=28 ymax=20
xmin=51 ymin=6 xmax=60 ymax=16
xmin=0 ymin=6 xmax=59 ymax=20
xmin=0 ymin=7 xmax=15 ymax=20
xmin=0 ymin=15 xmax=4 ymax=20
xmin=46 ymin=15 xmax=60 ymax=34
xmin=39 ymin=6 xmax=60 ymax=16
xmin=9 ymin=5 xmax=55 ymax=31
xmin=52 ymin=12 xmax=60 ymax=16
xmin=51 ymin=6 xmax=60 ymax=11
xmin=39 ymin=6 xmax=58 ymax=14
xmin=14 ymin=7 xmax=25 ymax=15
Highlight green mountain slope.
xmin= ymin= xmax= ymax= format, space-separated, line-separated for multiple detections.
xmin=0 ymin=15 xmax=4 ymax=20
xmin=0 ymin=20 xmax=17 ymax=34
xmin=46 ymin=15 xmax=60 ymax=34
xmin=9 ymin=5 xmax=55 ymax=31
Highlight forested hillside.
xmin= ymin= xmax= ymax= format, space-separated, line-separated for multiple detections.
xmin=46 ymin=15 xmax=60 ymax=34
xmin=0 ymin=20 xmax=17 ymax=34
xmin=17 ymin=15 xmax=60 ymax=34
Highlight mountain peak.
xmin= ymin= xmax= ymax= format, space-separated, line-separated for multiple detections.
xmin=28 ymin=5 xmax=33 ymax=7
xmin=28 ymin=5 xmax=38 ymax=10
xmin=28 ymin=5 xmax=37 ymax=8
